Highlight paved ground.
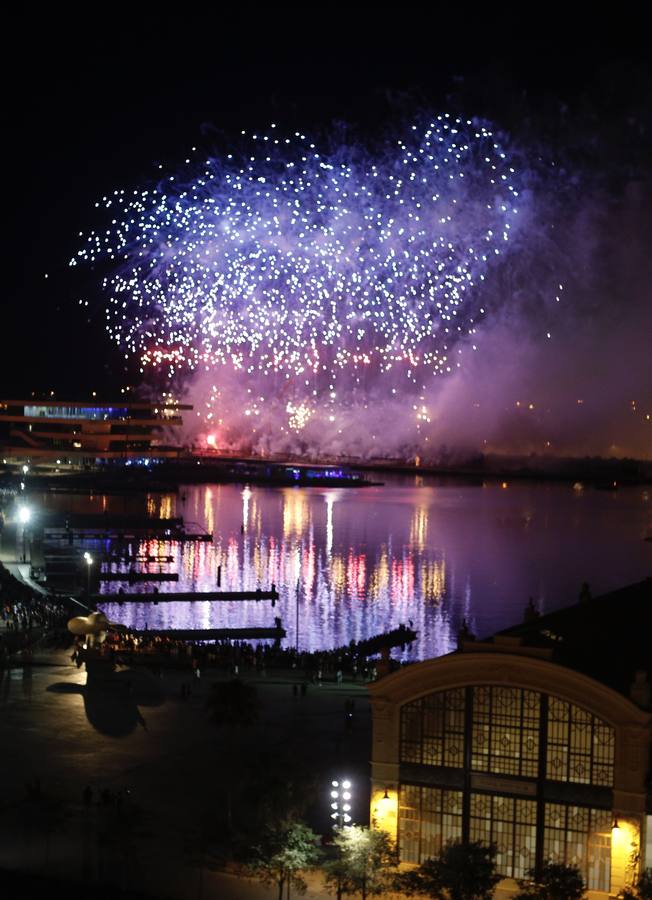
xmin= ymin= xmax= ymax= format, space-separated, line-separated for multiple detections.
xmin=0 ymin=517 xmax=380 ymax=897
xmin=0 ymin=521 xmax=524 ymax=900
xmin=0 ymin=641 xmax=372 ymax=899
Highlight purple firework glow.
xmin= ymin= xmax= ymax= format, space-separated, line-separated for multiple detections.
xmin=72 ymin=117 xmax=526 ymax=449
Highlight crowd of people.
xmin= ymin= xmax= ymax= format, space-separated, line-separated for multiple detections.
xmin=94 ymin=630 xmax=389 ymax=681
xmin=0 ymin=555 xmax=409 ymax=679
xmin=0 ymin=563 xmax=69 ymax=637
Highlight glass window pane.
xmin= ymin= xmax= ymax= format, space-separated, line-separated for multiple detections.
xmin=470 ymin=793 xmax=536 ymax=879
xmin=543 ymin=803 xmax=611 ymax=892
xmin=400 ymin=690 xmax=465 ymax=769
xmin=545 ymin=699 xmax=614 ymax=787
xmin=471 ymin=687 xmax=540 ymax=777
xmin=399 ymin=785 xmax=463 ymax=864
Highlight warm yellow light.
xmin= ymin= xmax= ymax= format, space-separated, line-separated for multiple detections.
xmin=609 ymin=816 xmax=640 ymax=896
xmin=372 ymin=787 xmax=398 ymax=840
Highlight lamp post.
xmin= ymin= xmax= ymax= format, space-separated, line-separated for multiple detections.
xmin=295 ymin=577 xmax=300 ymax=651
xmin=84 ymin=552 xmax=93 ymax=597
xmin=18 ymin=506 xmax=31 ymax=563
xmin=330 ymin=779 xmax=353 ymax=831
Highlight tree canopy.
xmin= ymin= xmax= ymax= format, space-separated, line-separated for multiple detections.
xmin=399 ymin=840 xmax=500 ymax=900
xmin=250 ymin=820 xmax=321 ymax=900
xmin=205 ymin=678 xmax=260 ymax=729
xmin=620 ymin=868 xmax=652 ymax=900
xmin=514 ymin=862 xmax=587 ymax=900
xmin=324 ymin=826 xmax=397 ymax=900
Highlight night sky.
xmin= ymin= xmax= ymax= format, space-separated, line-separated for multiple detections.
xmin=6 ymin=14 xmax=651 ymax=421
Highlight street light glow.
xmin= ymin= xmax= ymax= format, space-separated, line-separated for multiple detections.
xmin=330 ymin=777 xmax=354 ymax=830
xmin=83 ymin=552 xmax=93 ymax=595
xmin=18 ymin=507 xmax=31 ymax=525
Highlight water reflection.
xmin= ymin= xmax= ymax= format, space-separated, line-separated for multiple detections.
xmin=83 ymin=479 xmax=652 ymax=660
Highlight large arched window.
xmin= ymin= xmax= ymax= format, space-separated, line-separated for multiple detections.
xmin=400 ymin=686 xmax=615 ymax=787
xmin=398 ymin=686 xmax=615 ymax=889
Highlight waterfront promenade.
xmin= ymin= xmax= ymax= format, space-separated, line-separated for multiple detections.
xmin=1 ymin=522 xmax=377 ymax=899
xmin=0 ymin=638 xmax=372 ymax=899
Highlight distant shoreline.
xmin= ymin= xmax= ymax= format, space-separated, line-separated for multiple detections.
xmin=1 ymin=451 xmax=651 ymax=491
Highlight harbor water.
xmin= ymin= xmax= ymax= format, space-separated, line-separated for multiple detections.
xmin=38 ymin=475 xmax=651 ymax=659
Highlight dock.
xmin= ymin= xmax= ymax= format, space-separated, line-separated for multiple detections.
xmin=95 ymin=589 xmax=279 ymax=603
xmin=112 ymin=626 xmax=285 ymax=641
xmin=104 ymin=554 xmax=176 ymax=563
xmin=42 ymin=514 xmax=185 ymax=529
xmin=99 ymin=571 xmax=179 ymax=582
xmin=353 ymin=625 xmax=417 ymax=655
xmin=44 ymin=530 xmax=212 ymax=542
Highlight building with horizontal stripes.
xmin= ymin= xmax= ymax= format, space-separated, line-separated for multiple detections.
xmin=0 ymin=399 xmax=191 ymax=463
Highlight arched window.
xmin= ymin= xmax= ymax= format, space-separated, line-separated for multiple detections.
xmin=398 ymin=686 xmax=615 ymax=888
xmin=400 ymin=686 xmax=614 ymax=787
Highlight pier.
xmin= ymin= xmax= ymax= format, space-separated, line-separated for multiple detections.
xmin=354 ymin=625 xmax=417 ymax=654
xmin=112 ymin=626 xmax=286 ymax=641
xmin=104 ymin=554 xmax=176 ymax=563
xmin=44 ymin=530 xmax=212 ymax=542
xmin=99 ymin=571 xmax=179 ymax=582
xmin=95 ymin=588 xmax=279 ymax=603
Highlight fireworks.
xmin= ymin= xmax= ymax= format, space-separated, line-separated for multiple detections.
xmin=72 ymin=116 xmax=520 ymax=441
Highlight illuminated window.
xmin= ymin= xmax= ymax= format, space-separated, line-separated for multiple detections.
xmin=399 ymin=785 xmax=463 ymax=863
xmin=544 ymin=803 xmax=611 ymax=892
xmin=472 ymin=687 xmax=540 ymax=777
xmin=546 ymin=697 xmax=614 ymax=786
xmin=400 ymin=689 xmax=465 ymax=767
xmin=401 ymin=688 xmax=614 ymax=787
xmin=470 ymin=793 xmax=537 ymax=879
xmin=397 ymin=686 xmax=617 ymax=887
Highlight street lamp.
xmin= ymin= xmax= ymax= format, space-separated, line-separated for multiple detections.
xmin=18 ymin=506 xmax=31 ymax=563
xmin=330 ymin=779 xmax=353 ymax=831
xmin=84 ymin=551 xmax=93 ymax=597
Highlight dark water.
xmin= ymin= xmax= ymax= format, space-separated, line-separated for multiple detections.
xmin=48 ymin=476 xmax=651 ymax=659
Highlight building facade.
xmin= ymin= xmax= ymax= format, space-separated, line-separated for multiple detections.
xmin=0 ymin=399 xmax=191 ymax=463
xmin=369 ymin=642 xmax=651 ymax=896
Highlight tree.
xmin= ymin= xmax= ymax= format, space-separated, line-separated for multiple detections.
xmin=620 ymin=869 xmax=652 ymax=900
xmin=182 ymin=809 xmax=230 ymax=900
xmin=16 ymin=780 xmax=68 ymax=872
xmin=240 ymin=740 xmax=318 ymax=836
xmin=399 ymin=840 xmax=500 ymax=900
xmin=205 ymin=677 xmax=260 ymax=729
xmin=205 ymin=678 xmax=260 ymax=832
xmin=324 ymin=826 xmax=398 ymax=900
xmin=250 ymin=820 xmax=321 ymax=900
xmin=514 ymin=862 xmax=587 ymax=900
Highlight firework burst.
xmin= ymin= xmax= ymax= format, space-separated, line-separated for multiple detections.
xmin=72 ymin=116 xmax=520 ymax=441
